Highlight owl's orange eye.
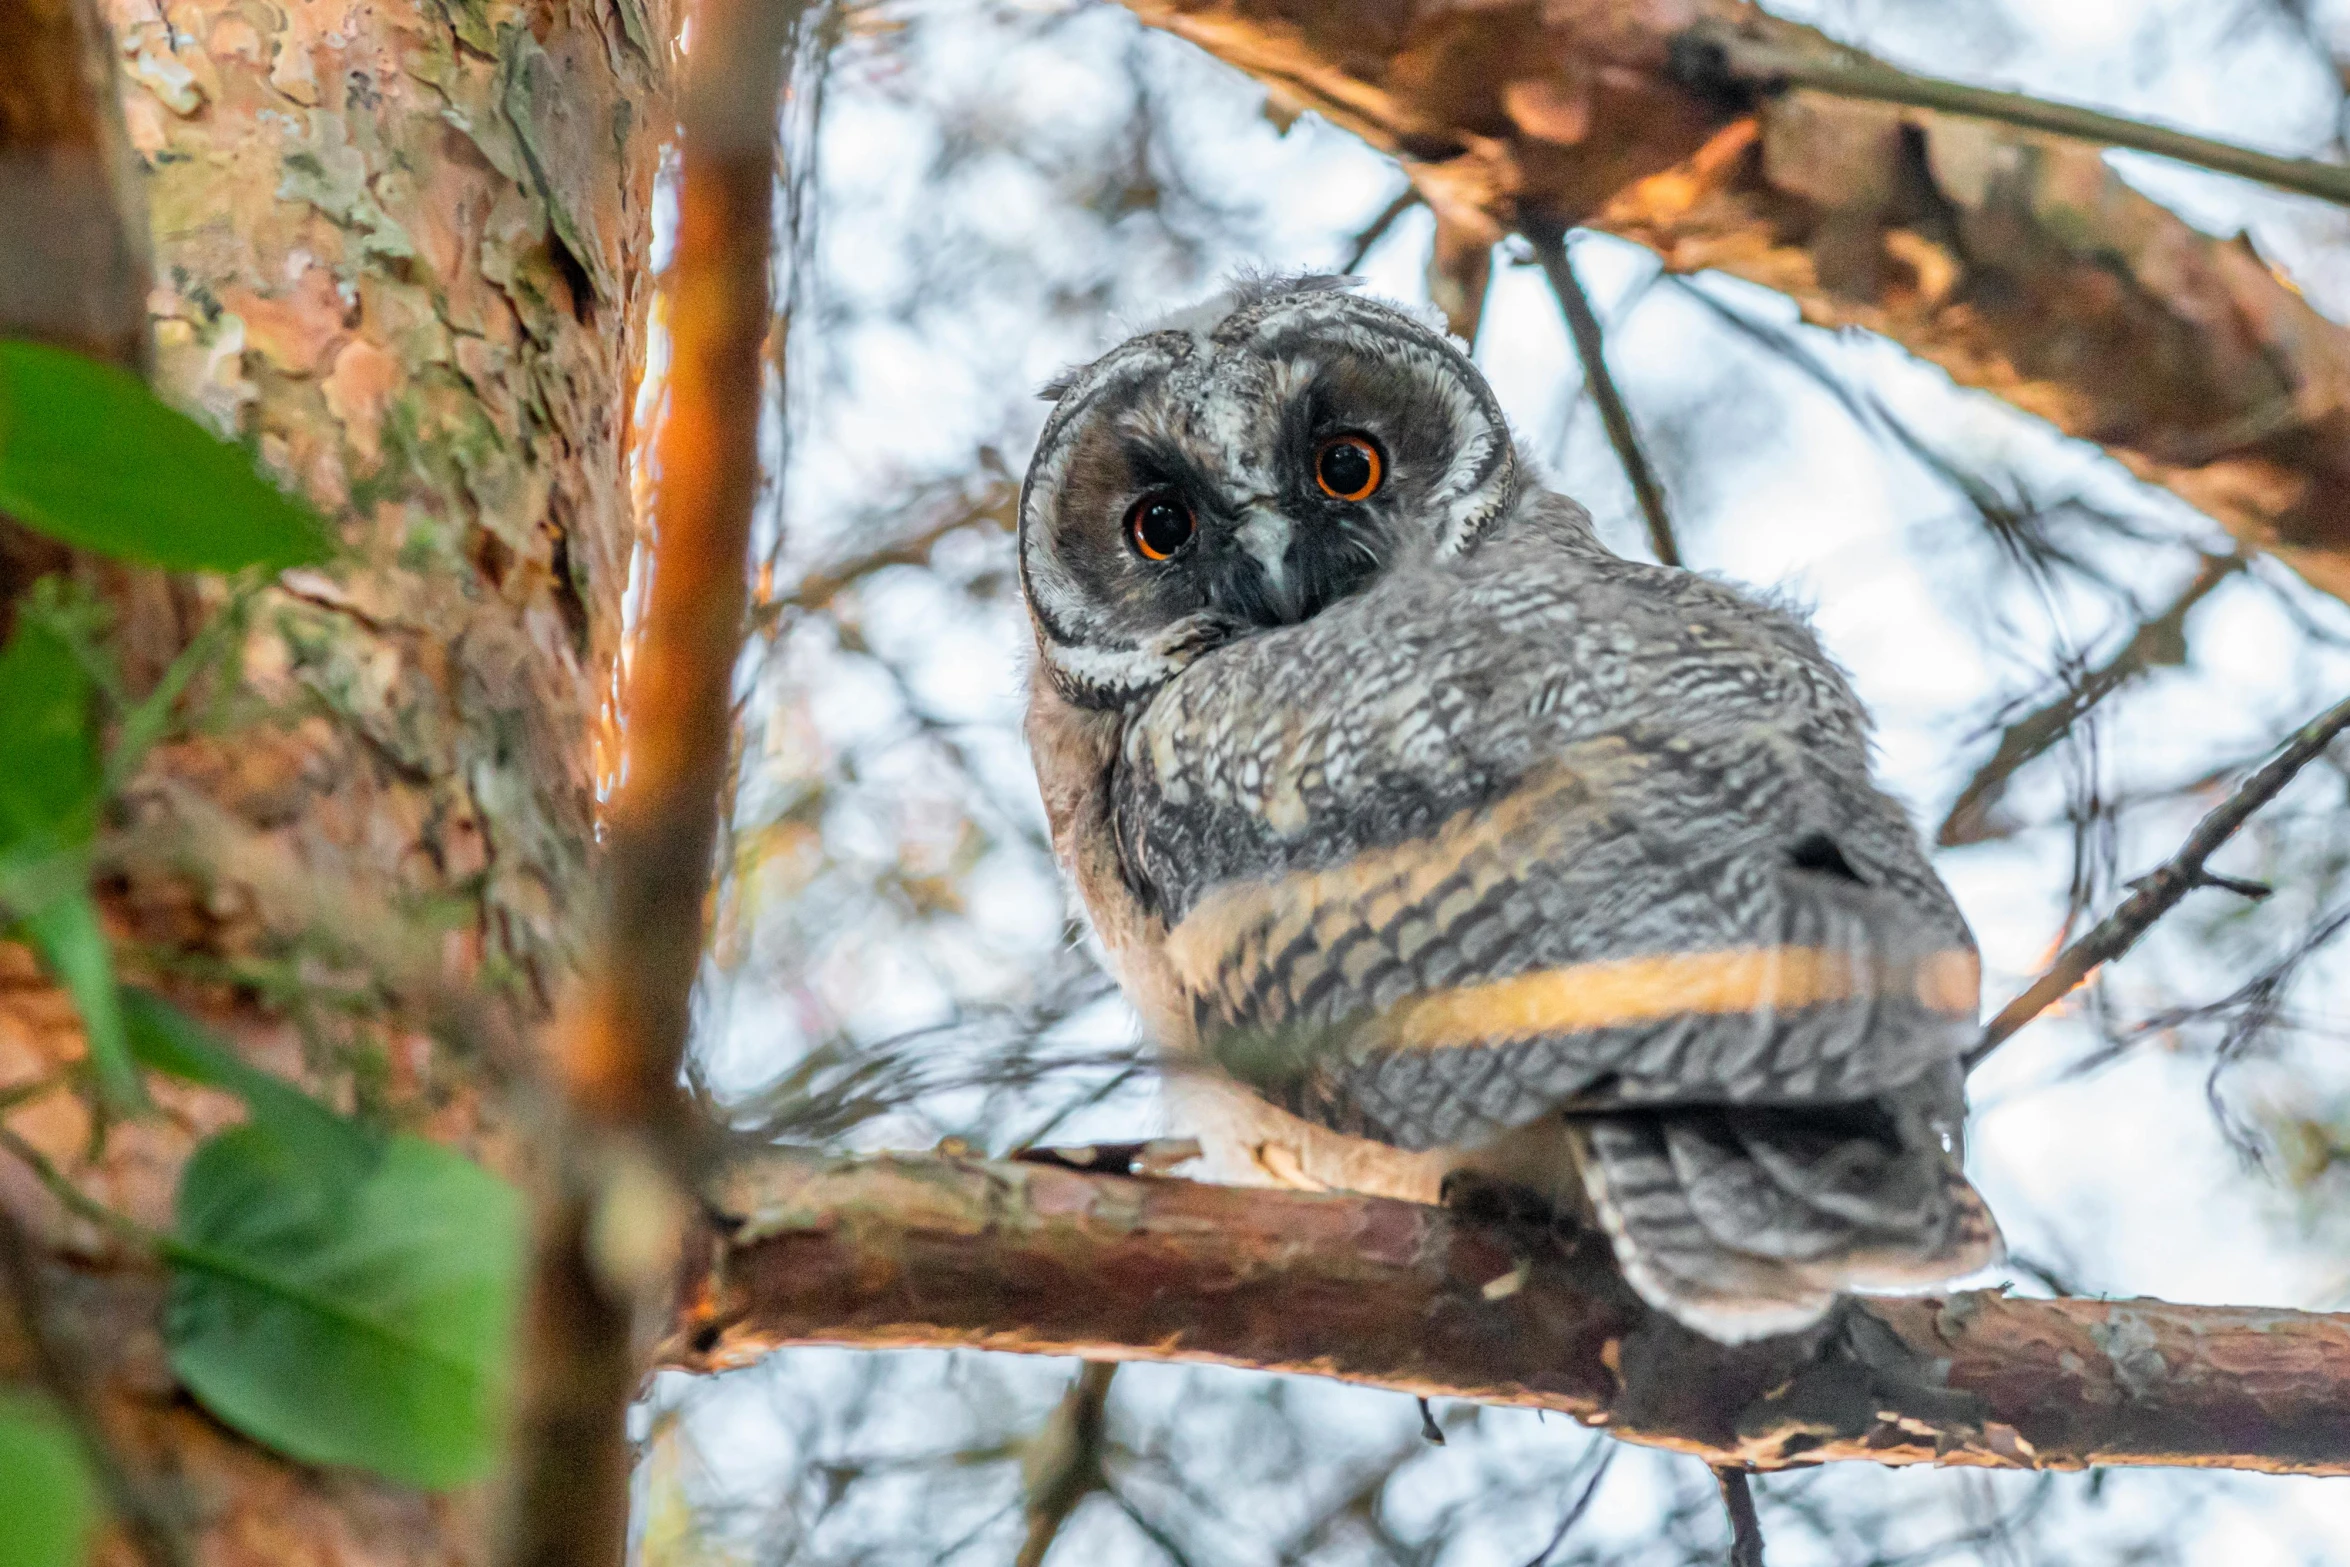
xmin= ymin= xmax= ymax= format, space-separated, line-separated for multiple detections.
xmin=1126 ymin=491 xmax=1195 ymax=561
xmin=1315 ymin=434 xmax=1383 ymax=502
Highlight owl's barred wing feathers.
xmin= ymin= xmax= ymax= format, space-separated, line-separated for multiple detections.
xmin=1147 ymin=726 xmax=1997 ymax=1340
xmin=1162 ymin=740 xmax=1979 ymax=1139
xmin=1100 ymin=532 xmax=2000 ymax=1342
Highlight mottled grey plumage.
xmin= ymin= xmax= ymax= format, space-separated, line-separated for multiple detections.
xmin=1018 ymin=275 xmax=2000 ymax=1342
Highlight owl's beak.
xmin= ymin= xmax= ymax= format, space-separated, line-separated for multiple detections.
xmin=1232 ymin=505 xmax=1302 ymax=623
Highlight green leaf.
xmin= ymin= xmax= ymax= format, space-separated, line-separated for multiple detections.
xmin=123 ymin=988 xmax=376 ymax=1186
xmin=21 ymin=894 xmax=142 ymax=1114
xmin=0 ymin=614 xmax=99 ymax=853
xmin=165 ymin=1125 xmax=525 ymax=1489
xmin=0 ymin=1391 xmax=100 ymax=1567
xmin=0 ymin=616 xmax=140 ymax=1111
xmin=0 ymin=340 xmax=330 ymax=571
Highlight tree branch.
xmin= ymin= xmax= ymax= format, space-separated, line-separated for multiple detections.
xmin=507 ymin=0 xmax=792 ymax=1559
xmin=1938 ymin=553 xmax=2242 ymax=848
xmin=1526 ymin=223 xmax=1680 ymax=568
xmin=665 ymin=1151 xmax=2350 ymax=1477
xmin=1688 ymin=23 xmax=2350 ymax=209
xmin=1711 ymin=1465 xmax=1765 ymax=1566
xmin=1015 ymin=1361 xmax=1118 ymax=1567
xmin=1114 ymin=0 xmax=2350 ymax=603
xmin=1338 ymin=187 xmax=1422 ymax=273
xmin=1970 ymin=689 xmax=2350 ymax=1067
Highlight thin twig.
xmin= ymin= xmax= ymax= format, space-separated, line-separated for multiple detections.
xmin=1415 ymin=1395 xmax=1445 ymax=1445
xmin=0 ymin=1123 xmax=160 ymax=1251
xmin=1969 ymin=690 xmax=2350 ymax=1068
xmin=751 ymin=483 xmax=1014 ymax=629
xmin=1522 ymin=1444 xmax=1613 ymax=1567
xmin=1015 ymin=1361 xmax=1119 ymax=1567
xmin=1939 ymin=553 xmax=2242 ymax=847
xmin=1525 ymin=224 xmax=1680 ymax=568
xmin=1338 ymin=187 xmax=1422 ymax=273
xmin=1712 ymin=1465 xmax=1766 ymax=1567
xmin=1688 ymin=22 xmax=2350 ymax=209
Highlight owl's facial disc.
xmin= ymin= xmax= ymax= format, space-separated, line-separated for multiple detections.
xmin=1021 ymin=278 xmax=1521 ymax=709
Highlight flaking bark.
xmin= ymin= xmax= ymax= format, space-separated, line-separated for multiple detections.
xmin=668 ymin=1152 xmax=2350 ymax=1478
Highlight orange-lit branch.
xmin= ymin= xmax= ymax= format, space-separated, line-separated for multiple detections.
xmin=508 ymin=0 xmax=793 ymax=1560
xmin=668 ymin=1151 xmax=2350 ymax=1477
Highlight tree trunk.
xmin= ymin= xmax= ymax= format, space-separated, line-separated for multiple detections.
xmin=0 ymin=0 xmax=670 ymax=1556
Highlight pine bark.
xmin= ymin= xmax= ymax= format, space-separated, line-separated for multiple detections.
xmin=0 ymin=0 xmax=670 ymax=1557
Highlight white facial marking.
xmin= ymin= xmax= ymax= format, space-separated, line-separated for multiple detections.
xmin=1234 ymin=506 xmax=1292 ymax=595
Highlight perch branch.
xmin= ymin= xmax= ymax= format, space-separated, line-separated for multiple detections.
xmin=664 ymin=1151 xmax=2350 ymax=1477
xmin=1970 ymin=689 xmax=2350 ymax=1066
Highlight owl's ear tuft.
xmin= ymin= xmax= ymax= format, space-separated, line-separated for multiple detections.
xmin=1223 ymin=268 xmax=1352 ymax=310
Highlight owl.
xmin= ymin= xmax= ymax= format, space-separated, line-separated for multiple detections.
xmin=1017 ymin=274 xmax=2000 ymax=1343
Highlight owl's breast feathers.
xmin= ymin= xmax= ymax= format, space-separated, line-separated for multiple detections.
xmin=1039 ymin=509 xmax=2000 ymax=1340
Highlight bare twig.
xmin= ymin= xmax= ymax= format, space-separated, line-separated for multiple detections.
xmin=1686 ymin=21 xmax=2350 ymax=209
xmin=1522 ymin=1444 xmax=1613 ymax=1567
xmin=1525 ymin=224 xmax=1680 ymax=568
xmin=1416 ymin=1395 xmax=1445 ymax=1445
xmin=1015 ymin=1361 xmax=1119 ymax=1567
xmin=1939 ymin=553 xmax=2242 ymax=847
xmin=1712 ymin=1465 xmax=1766 ymax=1567
xmin=751 ymin=480 xmax=1014 ymax=629
xmin=505 ymin=0 xmax=795 ymax=1558
xmin=1338 ymin=187 xmax=1422 ymax=273
xmin=669 ymin=1150 xmax=2350 ymax=1476
xmin=1970 ymin=690 xmax=2350 ymax=1068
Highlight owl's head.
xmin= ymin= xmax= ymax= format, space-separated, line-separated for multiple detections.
xmin=1019 ymin=275 xmax=1524 ymax=709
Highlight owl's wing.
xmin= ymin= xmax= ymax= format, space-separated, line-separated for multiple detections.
xmin=1160 ymin=722 xmax=1979 ymax=1154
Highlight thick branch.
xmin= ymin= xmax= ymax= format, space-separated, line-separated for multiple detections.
xmin=1115 ymin=0 xmax=2350 ymax=602
xmin=665 ymin=1152 xmax=2350 ymax=1477
xmin=508 ymin=0 xmax=788 ymax=1560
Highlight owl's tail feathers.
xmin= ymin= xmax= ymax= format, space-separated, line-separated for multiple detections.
xmin=1568 ymin=1104 xmax=2001 ymax=1344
